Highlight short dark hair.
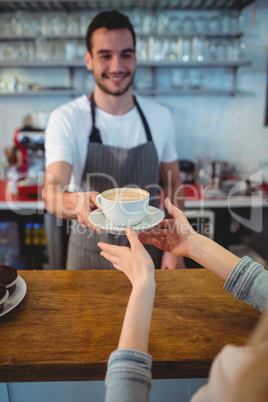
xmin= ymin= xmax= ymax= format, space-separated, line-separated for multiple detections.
xmin=85 ymin=10 xmax=136 ymax=54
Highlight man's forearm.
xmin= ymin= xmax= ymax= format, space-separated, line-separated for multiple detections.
xmin=42 ymin=184 xmax=81 ymax=219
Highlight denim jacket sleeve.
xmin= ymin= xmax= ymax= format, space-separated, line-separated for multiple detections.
xmin=224 ymin=256 xmax=268 ymax=312
xmin=105 ymin=349 xmax=152 ymax=402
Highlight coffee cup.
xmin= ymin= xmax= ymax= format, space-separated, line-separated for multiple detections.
xmin=96 ymin=187 xmax=149 ymax=227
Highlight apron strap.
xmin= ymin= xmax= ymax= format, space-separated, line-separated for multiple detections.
xmin=89 ymin=94 xmax=102 ymax=143
xmin=133 ymin=95 xmax=153 ymax=142
xmin=89 ymin=93 xmax=153 ymax=143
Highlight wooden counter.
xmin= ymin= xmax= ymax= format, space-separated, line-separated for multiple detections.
xmin=0 ymin=269 xmax=260 ymax=383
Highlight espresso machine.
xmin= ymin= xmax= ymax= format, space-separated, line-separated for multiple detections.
xmin=14 ymin=126 xmax=45 ymax=197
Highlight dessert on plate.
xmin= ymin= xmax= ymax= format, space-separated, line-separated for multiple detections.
xmin=0 ymin=265 xmax=19 ymax=295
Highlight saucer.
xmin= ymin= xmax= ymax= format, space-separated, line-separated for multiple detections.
xmin=89 ymin=206 xmax=164 ymax=235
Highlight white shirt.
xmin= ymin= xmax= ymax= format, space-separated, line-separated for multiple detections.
xmin=45 ymin=94 xmax=178 ymax=186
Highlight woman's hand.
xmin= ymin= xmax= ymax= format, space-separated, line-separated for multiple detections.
xmin=138 ymin=197 xmax=198 ymax=259
xmin=98 ymin=227 xmax=155 ymax=287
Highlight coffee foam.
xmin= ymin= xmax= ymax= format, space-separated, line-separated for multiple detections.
xmin=103 ymin=188 xmax=148 ymax=202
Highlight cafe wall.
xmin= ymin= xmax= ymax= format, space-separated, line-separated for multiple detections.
xmin=0 ymin=0 xmax=267 ymax=180
xmin=158 ymin=0 xmax=268 ymax=176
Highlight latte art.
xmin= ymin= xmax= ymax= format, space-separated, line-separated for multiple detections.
xmin=103 ymin=189 xmax=148 ymax=202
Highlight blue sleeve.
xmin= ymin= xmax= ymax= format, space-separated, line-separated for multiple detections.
xmin=224 ymin=256 xmax=268 ymax=312
xmin=105 ymin=349 xmax=152 ymax=402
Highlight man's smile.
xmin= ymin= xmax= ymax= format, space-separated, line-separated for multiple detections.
xmin=103 ymin=73 xmax=130 ymax=82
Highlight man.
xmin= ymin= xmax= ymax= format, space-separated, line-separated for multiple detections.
xmin=42 ymin=10 xmax=185 ymax=270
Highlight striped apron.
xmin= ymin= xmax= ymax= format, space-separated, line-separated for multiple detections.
xmin=66 ymin=94 xmax=162 ymax=270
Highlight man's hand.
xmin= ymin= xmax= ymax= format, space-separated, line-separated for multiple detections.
xmin=75 ymin=191 xmax=103 ymax=233
xmin=161 ymin=252 xmax=186 ymax=269
xmin=43 ymin=162 xmax=103 ymax=233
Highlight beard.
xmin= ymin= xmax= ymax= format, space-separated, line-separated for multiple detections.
xmin=93 ymin=72 xmax=135 ymax=97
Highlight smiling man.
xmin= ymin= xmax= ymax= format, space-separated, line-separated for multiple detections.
xmin=43 ymin=10 xmax=185 ymax=270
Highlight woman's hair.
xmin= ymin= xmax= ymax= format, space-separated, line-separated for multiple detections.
xmin=226 ymin=306 xmax=268 ymax=402
xmin=85 ymin=10 xmax=136 ymax=54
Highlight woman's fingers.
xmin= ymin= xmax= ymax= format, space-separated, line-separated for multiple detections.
xmin=100 ymin=251 xmax=120 ymax=266
xmin=98 ymin=242 xmax=123 ymax=255
xmin=125 ymin=227 xmax=140 ymax=248
xmin=138 ymin=234 xmax=167 ymax=250
xmin=164 ymin=197 xmax=184 ymax=218
xmin=113 ymin=263 xmax=122 ymax=271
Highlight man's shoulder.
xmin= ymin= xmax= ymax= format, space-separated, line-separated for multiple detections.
xmin=135 ymin=94 xmax=171 ymax=117
xmin=51 ymin=95 xmax=90 ymax=120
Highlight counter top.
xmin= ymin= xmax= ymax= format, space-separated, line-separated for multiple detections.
xmin=1 ymin=180 xmax=267 ymax=211
xmin=0 ymin=269 xmax=260 ymax=382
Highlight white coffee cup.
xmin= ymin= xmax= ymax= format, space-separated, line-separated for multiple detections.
xmin=96 ymin=187 xmax=149 ymax=227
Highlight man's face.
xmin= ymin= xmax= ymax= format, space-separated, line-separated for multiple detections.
xmin=85 ymin=28 xmax=136 ymax=97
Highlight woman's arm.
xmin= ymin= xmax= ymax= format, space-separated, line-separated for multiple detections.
xmin=99 ymin=227 xmax=155 ymax=352
xmin=138 ymin=197 xmax=240 ymax=280
xmin=98 ymin=228 xmax=156 ymax=402
xmin=138 ymin=198 xmax=268 ymax=311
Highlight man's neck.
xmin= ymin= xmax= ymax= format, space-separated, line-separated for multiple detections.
xmin=92 ymin=87 xmax=135 ymax=115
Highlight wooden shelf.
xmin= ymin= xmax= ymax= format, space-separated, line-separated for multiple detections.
xmin=0 ymin=0 xmax=256 ymax=13
xmin=0 ymin=88 xmax=253 ymax=97
xmin=0 ymin=60 xmax=251 ymax=68
xmin=0 ymin=31 xmax=244 ymax=41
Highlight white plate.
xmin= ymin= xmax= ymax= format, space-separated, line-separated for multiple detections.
xmin=0 ymin=275 xmax=27 ymax=317
xmin=89 ymin=205 xmax=165 ymax=235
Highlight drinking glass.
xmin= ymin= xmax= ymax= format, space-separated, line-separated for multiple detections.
xmin=171 ymin=69 xmax=183 ymax=88
xmin=142 ymin=12 xmax=156 ymax=34
xmin=215 ymin=40 xmax=227 ymax=62
xmin=74 ymin=40 xmax=85 ymax=61
xmin=168 ymin=15 xmax=182 ymax=33
xmin=226 ymin=39 xmax=240 ymax=62
xmin=152 ymin=38 xmax=169 ymax=61
xmin=31 ymin=14 xmax=42 ymax=36
xmin=177 ymin=37 xmax=184 ymax=61
xmin=26 ymin=42 xmax=35 ymax=61
xmin=182 ymin=16 xmax=195 ymax=33
xmin=4 ymin=42 xmax=19 ymax=61
xmin=192 ymin=37 xmax=205 ymax=62
xmin=0 ymin=14 xmax=14 ymax=35
xmin=35 ymin=39 xmax=48 ymax=61
xmin=69 ymin=14 xmax=83 ymax=35
xmin=208 ymin=14 xmax=221 ymax=32
xmin=195 ymin=15 xmax=208 ymax=33
xmin=157 ymin=13 xmax=169 ymax=33
xmin=229 ymin=13 xmax=239 ymax=32
xmin=65 ymin=41 xmax=75 ymax=61
xmin=220 ymin=11 xmax=238 ymax=33
xmin=46 ymin=15 xmax=59 ymax=35
xmin=130 ymin=10 xmax=143 ymax=34
xmin=136 ymin=37 xmax=148 ymax=61
xmin=182 ymin=38 xmax=192 ymax=62
xmin=57 ymin=14 xmax=68 ymax=35
xmin=167 ymin=39 xmax=178 ymax=61
xmin=18 ymin=43 xmax=29 ymax=61
xmin=182 ymin=70 xmax=191 ymax=89
xmin=189 ymin=69 xmax=203 ymax=89
xmin=208 ymin=39 xmax=217 ymax=61
xmin=0 ymin=43 xmax=4 ymax=61
xmin=239 ymin=41 xmax=247 ymax=59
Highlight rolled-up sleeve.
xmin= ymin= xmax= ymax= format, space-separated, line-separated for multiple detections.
xmin=224 ymin=256 xmax=268 ymax=312
xmin=105 ymin=349 xmax=152 ymax=402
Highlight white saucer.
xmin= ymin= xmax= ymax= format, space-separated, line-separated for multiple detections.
xmin=0 ymin=275 xmax=27 ymax=317
xmin=89 ymin=205 xmax=164 ymax=235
